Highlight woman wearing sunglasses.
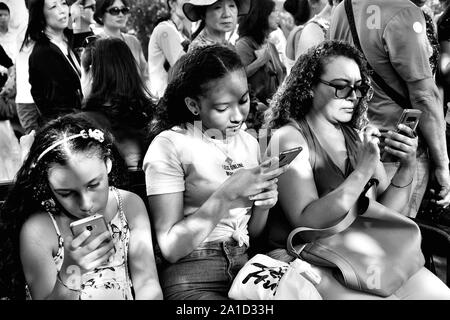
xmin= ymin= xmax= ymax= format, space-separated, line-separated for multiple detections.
xmin=93 ymin=0 xmax=148 ymax=83
xmin=262 ymin=41 xmax=450 ymax=299
xmin=23 ymin=0 xmax=82 ymax=126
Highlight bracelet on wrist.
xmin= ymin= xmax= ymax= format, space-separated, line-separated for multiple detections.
xmin=56 ymin=272 xmax=81 ymax=293
xmin=390 ymin=178 xmax=413 ymax=188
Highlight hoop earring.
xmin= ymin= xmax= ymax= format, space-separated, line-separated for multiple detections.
xmin=192 ymin=111 xmax=199 ymax=115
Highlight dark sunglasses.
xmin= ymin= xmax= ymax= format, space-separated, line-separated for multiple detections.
xmin=106 ymin=6 xmax=130 ymax=16
xmin=318 ymin=79 xmax=369 ymax=99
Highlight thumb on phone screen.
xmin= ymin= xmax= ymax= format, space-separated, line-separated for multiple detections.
xmin=260 ymin=156 xmax=280 ymax=173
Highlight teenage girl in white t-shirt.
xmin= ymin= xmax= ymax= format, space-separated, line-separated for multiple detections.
xmin=144 ymin=44 xmax=288 ymax=300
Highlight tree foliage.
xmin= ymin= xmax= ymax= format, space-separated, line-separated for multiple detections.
xmin=127 ymin=0 xmax=168 ymax=58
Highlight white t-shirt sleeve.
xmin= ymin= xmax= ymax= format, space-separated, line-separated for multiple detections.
xmin=157 ymin=23 xmax=184 ymax=67
xmin=143 ymin=135 xmax=185 ymax=196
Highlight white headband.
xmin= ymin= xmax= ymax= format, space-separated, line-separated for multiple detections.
xmin=35 ymin=129 xmax=105 ymax=164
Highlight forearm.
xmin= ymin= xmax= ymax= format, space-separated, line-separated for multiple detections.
xmin=134 ymin=279 xmax=163 ymax=300
xmin=159 ymin=193 xmax=233 ymax=263
xmin=378 ymin=163 xmax=415 ymax=212
xmin=40 ymin=273 xmax=81 ymax=300
xmin=298 ymin=170 xmax=371 ymax=229
xmin=248 ymin=207 xmax=269 ymax=238
xmin=413 ymin=88 xmax=449 ymax=171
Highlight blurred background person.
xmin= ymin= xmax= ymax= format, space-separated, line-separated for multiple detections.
xmin=283 ymin=0 xmax=327 ymax=75
xmin=80 ymin=37 xmax=153 ymax=169
xmin=268 ymin=1 xmax=289 ymax=68
xmin=93 ymin=0 xmax=148 ymax=83
xmin=148 ymin=0 xmax=190 ymax=100
xmin=235 ymin=0 xmax=286 ymax=111
xmin=183 ymin=0 xmax=250 ymax=51
xmin=293 ymin=0 xmax=342 ymax=59
xmin=24 ymin=0 xmax=82 ymax=126
xmin=69 ymin=0 xmax=95 ymax=57
xmin=0 ymin=1 xmax=16 ymax=61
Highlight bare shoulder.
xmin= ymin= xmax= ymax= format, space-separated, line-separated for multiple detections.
xmin=20 ymin=212 xmax=57 ymax=252
xmin=269 ymin=124 xmax=309 ymax=154
xmin=115 ymin=189 xmax=148 ymax=225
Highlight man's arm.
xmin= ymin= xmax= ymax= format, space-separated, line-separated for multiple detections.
xmin=407 ymin=78 xmax=450 ymax=189
xmin=384 ymin=7 xmax=450 ymax=201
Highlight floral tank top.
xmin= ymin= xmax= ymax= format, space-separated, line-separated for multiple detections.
xmin=28 ymin=187 xmax=133 ymax=300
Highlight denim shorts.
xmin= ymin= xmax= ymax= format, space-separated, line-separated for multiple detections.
xmin=160 ymin=238 xmax=249 ymax=300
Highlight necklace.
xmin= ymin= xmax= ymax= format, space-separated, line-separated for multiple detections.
xmin=204 ymin=134 xmax=235 ymax=166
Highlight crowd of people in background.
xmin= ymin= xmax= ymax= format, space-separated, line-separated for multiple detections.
xmin=1 ymin=0 xmax=450 ymax=300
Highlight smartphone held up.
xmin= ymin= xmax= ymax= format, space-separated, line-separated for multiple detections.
xmin=380 ymin=109 xmax=422 ymax=162
xmin=70 ymin=214 xmax=113 ymax=245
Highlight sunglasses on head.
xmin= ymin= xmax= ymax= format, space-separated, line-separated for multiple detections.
xmin=106 ymin=6 xmax=130 ymax=16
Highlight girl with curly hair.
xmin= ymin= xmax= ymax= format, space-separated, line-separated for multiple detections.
xmin=263 ymin=40 xmax=450 ymax=299
xmin=145 ymin=44 xmax=287 ymax=299
xmin=0 ymin=114 xmax=162 ymax=300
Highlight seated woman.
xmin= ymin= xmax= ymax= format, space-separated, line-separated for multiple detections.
xmin=144 ymin=45 xmax=287 ymax=300
xmin=0 ymin=114 xmax=162 ymax=300
xmin=262 ymin=40 xmax=450 ymax=299
xmin=80 ymin=37 xmax=154 ymax=169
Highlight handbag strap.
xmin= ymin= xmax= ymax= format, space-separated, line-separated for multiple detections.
xmin=344 ymin=0 xmax=412 ymax=109
xmin=286 ymin=178 xmax=378 ymax=259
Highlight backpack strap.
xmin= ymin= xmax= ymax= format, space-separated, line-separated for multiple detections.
xmin=344 ymin=0 xmax=412 ymax=109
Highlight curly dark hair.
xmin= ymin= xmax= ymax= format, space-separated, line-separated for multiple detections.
xmin=148 ymin=44 xmax=245 ymax=142
xmin=264 ymin=40 xmax=372 ymax=131
xmin=0 ymin=114 xmax=120 ymax=299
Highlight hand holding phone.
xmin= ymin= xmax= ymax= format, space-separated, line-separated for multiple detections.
xmin=63 ymin=214 xmax=116 ymax=274
xmin=262 ymin=147 xmax=303 ymax=173
xmin=70 ymin=214 xmax=113 ymax=245
xmin=278 ymin=147 xmax=303 ymax=168
xmin=380 ymin=109 xmax=421 ymax=162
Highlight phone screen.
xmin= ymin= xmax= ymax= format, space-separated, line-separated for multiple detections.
xmin=70 ymin=215 xmax=110 ymax=241
xmin=396 ymin=109 xmax=422 ymax=134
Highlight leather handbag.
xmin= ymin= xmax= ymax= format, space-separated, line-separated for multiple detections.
xmin=286 ymin=180 xmax=425 ymax=297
